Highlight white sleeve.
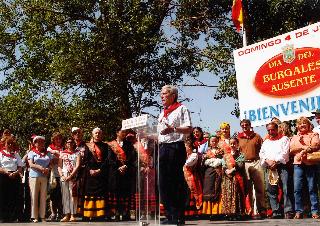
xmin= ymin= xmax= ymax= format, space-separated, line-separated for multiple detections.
xmin=16 ymin=154 xmax=23 ymax=167
xmin=259 ymin=142 xmax=267 ymax=167
xmin=277 ymin=137 xmax=290 ymax=164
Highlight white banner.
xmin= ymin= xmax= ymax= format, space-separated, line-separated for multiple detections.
xmin=121 ymin=114 xmax=148 ymax=130
xmin=234 ymin=22 xmax=320 ymax=127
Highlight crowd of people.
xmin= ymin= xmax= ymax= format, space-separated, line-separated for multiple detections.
xmin=0 ymin=84 xmax=320 ymax=226
xmin=0 ymin=126 xmax=143 ymax=223
xmin=163 ymin=116 xmax=320 ymax=224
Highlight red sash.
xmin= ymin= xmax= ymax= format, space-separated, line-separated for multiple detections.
xmin=194 ymin=138 xmax=208 ymax=149
xmin=133 ymin=141 xmax=149 ymax=166
xmin=107 ymin=140 xmax=127 ymax=165
xmin=48 ymin=143 xmax=63 ymax=158
xmin=87 ymin=141 xmax=103 ymax=162
xmin=0 ymin=149 xmax=16 ymax=159
xmin=224 ymin=152 xmax=236 ymax=169
xmin=32 ymin=147 xmax=48 ymax=157
xmin=183 ymin=162 xmax=203 ymax=209
xmin=61 ymin=150 xmax=76 ymax=155
xmin=163 ymin=102 xmax=182 ymax=119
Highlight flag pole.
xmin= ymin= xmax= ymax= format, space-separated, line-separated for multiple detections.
xmin=242 ymin=25 xmax=247 ymax=47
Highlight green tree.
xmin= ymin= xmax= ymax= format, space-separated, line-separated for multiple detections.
xmin=0 ymin=0 xmax=200 ymax=146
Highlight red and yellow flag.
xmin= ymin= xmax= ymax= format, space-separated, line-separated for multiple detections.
xmin=232 ymin=0 xmax=243 ymax=31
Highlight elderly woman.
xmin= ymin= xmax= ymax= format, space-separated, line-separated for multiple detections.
xmin=106 ymin=127 xmax=137 ymax=221
xmin=290 ymin=116 xmax=320 ymax=219
xmin=0 ymin=136 xmax=23 ymax=222
xmin=82 ymin=128 xmax=109 ymax=220
xmin=28 ymin=136 xmax=52 ymax=223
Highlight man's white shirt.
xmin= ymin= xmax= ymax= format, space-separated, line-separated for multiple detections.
xmin=259 ymin=136 xmax=290 ymax=167
xmin=157 ymin=105 xmax=192 ymax=143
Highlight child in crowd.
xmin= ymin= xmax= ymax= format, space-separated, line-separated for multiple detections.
xmin=183 ymin=138 xmax=203 ymax=217
xmin=221 ymin=137 xmax=247 ymax=220
xmin=202 ymin=135 xmax=224 ymax=220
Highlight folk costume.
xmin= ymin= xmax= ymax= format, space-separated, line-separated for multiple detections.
xmin=82 ymin=140 xmax=109 ymax=219
xmin=221 ymin=150 xmax=247 ymax=219
xmin=183 ymin=151 xmax=203 ymax=217
xmin=74 ymin=141 xmax=90 ymax=215
xmin=202 ymin=147 xmax=223 ymax=217
xmin=107 ymin=139 xmax=137 ymax=220
xmin=133 ymin=139 xmax=157 ymax=219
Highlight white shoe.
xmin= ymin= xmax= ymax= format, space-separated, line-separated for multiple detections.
xmin=32 ymin=219 xmax=38 ymax=223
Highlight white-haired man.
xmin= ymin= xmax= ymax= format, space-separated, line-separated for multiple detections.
xmin=158 ymin=85 xmax=192 ymax=225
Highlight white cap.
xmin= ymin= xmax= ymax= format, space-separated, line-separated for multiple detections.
xmin=92 ymin=127 xmax=102 ymax=133
xmin=33 ymin=136 xmax=45 ymax=143
xmin=71 ymin=127 xmax=81 ymax=133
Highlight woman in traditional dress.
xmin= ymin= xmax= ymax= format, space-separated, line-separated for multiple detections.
xmin=202 ymin=135 xmax=223 ymax=220
xmin=221 ymin=137 xmax=247 ymax=220
xmin=70 ymin=127 xmax=89 ymax=216
xmin=0 ymin=136 xmax=23 ymax=222
xmin=47 ymin=132 xmax=64 ymax=221
xmin=126 ymin=132 xmax=157 ymax=220
xmin=218 ymin=123 xmax=232 ymax=153
xmin=28 ymin=135 xmax=52 ymax=223
xmin=58 ymin=138 xmax=81 ymax=222
xmin=107 ymin=128 xmax=137 ymax=221
xmin=82 ymin=128 xmax=109 ymax=220
xmin=183 ymin=138 xmax=203 ymax=218
xmin=191 ymin=127 xmax=208 ymax=154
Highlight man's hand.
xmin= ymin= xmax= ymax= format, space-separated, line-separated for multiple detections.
xmin=8 ymin=171 xmax=18 ymax=179
xmin=160 ymin=126 xmax=174 ymax=135
xmin=89 ymin=169 xmax=100 ymax=177
xmin=118 ymin=165 xmax=127 ymax=175
xmin=42 ymin=168 xmax=50 ymax=176
xmin=266 ymin=159 xmax=277 ymax=169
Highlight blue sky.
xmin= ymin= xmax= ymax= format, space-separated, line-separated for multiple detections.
xmin=177 ymin=71 xmax=266 ymax=136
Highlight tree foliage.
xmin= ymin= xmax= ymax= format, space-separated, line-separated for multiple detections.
xmin=0 ymin=0 xmax=200 ymax=146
